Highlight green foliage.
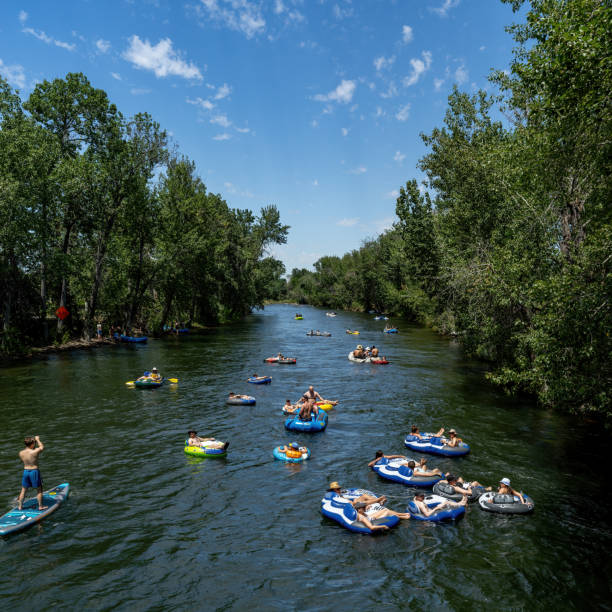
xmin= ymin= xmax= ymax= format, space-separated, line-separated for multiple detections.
xmin=0 ymin=73 xmax=288 ymax=352
xmin=287 ymin=0 xmax=612 ymax=419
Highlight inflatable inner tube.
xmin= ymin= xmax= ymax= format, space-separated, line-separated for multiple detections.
xmin=320 ymin=490 xmax=399 ymax=535
xmin=247 ymin=376 xmax=272 ymax=384
xmin=316 ymin=401 xmax=334 ymax=411
xmin=372 ymin=458 xmax=442 ymax=487
xmin=184 ymin=442 xmax=227 ymax=458
xmin=348 ymin=351 xmax=371 ymax=363
xmin=433 ymin=481 xmax=486 ymax=502
xmin=134 ymin=378 xmax=164 ymax=388
xmin=478 ymin=492 xmax=534 ymax=514
xmin=371 ymin=359 xmax=389 ymax=365
xmin=285 ymin=410 xmax=328 ymax=432
xmin=273 ymin=446 xmax=310 ymax=462
xmin=277 ymin=358 xmax=297 ymax=364
xmin=383 ymin=328 xmax=398 ymax=334
xmin=404 ymin=434 xmax=470 ymax=457
xmin=227 ymin=396 xmax=256 ymax=405
xmin=264 ymin=357 xmax=279 ymax=363
xmin=407 ymin=494 xmax=465 ymax=522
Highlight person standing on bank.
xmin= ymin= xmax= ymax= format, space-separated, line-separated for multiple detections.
xmin=18 ymin=436 xmax=47 ymax=511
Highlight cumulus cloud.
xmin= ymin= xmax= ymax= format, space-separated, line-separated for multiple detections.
xmin=403 ymin=51 xmax=432 ymax=87
xmin=380 ymin=82 xmax=398 ymax=99
xmin=18 ymin=11 xmax=28 ymax=24
xmin=123 ymin=35 xmax=202 ymax=80
xmin=386 ymin=190 xmax=399 ymax=199
xmin=434 ymin=77 xmax=445 ymax=91
xmin=402 ymin=25 xmax=413 ymax=43
xmin=187 ymin=96 xmax=215 ymax=110
xmin=373 ymin=55 xmax=395 ymax=72
xmin=111 ymin=72 xmax=122 ymax=81
xmin=394 ymin=151 xmax=406 ymax=163
xmin=235 ymin=126 xmax=251 ymax=133
xmin=22 ymin=27 xmax=75 ymax=51
xmin=348 ymin=166 xmax=367 ymax=175
xmin=337 ymin=217 xmax=359 ymax=227
xmin=333 ymin=4 xmax=354 ymax=19
xmin=96 ymin=39 xmax=110 ymax=53
xmin=395 ymin=104 xmax=411 ymax=121
xmin=213 ymin=133 xmax=232 ymax=140
xmin=431 ymin=0 xmax=460 ymax=17
xmin=214 ymin=83 xmax=231 ymax=99
xmin=197 ymin=0 xmax=266 ymax=38
xmin=211 ymin=114 xmax=231 ymax=128
xmin=0 ymin=59 xmax=26 ymax=89
xmin=455 ymin=64 xmax=468 ymax=84
xmin=314 ymin=79 xmax=356 ymax=104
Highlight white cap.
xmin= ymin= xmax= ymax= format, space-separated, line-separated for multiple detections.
xmin=499 ymin=477 xmax=511 ymax=486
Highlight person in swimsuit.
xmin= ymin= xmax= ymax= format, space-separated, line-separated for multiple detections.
xmin=354 ymin=501 xmax=411 ymax=520
xmin=443 ymin=429 xmax=463 ymax=447
xmin=228 ymin=392 xmax=252 ymax=401
xmin=298 ymin=398 xmax=316 ymax=421
xmin=186 ymin=430 xmax=229 ymax=451
xmin=371 ymin=346 xmax=379 ymax=357
xmin=327 ymin=482 xmax=385 ymax=506
xmin=405 ymin=460 xmax=442 ymax=477
xmin=18 ymin=436 xmax=47 ymax=511
xmin=303 ymin=385 xmax=338 ymax=406
xmin=413 ymin=491 xmax=467 ymax=516
xmin=282 ymin=399 xmax=298 ymax=414
xmin=368 ymin=450 xmax=409 ymax=468
xmin=497 ymin=478 xmax=525 ymax=503
xmin=410 ymin=425 xmax=445 ymax=439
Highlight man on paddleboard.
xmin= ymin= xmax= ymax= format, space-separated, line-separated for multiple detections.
xmin=18 ymin=436 xmax=47 ymax=511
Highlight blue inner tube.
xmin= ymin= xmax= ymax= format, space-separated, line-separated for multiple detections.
xmin=285 ymin=410 xmax=328 ymax=432
xmin=404 ymin=435 xmax=470 ymax=457
xmin=272 ymin=446 xmax=310 ymax=462
xmin=247 ymin=376 xmax=272 ymax=384
xmin=320 ymin=492 xmax=399 ymax=534
xmin=383 ymin=328 xmax=398 ymax=333
xmin=226 ymin=396 xmax=256 ymax=405
xmin=407 ymin=495 xmax=466 ymax=521
xmin=372 ymin=458 xmax=442 ymax=487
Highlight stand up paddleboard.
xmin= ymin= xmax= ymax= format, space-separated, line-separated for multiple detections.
xmin=0 ymin=483 xmax=70 ymax=536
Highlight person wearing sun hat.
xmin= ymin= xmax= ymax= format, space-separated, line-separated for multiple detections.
xmin=443 ymin=428 xmax=463 ymax=447
xmin=327 ymin=482 xmax=383 ymax=506
xmin=497 ymin=477 xmax=526 ymax=503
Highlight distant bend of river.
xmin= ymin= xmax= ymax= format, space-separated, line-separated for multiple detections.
xmin=1 ymin=303 xmax=610 ymax=610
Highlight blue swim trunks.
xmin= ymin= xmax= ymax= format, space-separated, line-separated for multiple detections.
xmin=22 ymin=469 xmax=42 ymax=488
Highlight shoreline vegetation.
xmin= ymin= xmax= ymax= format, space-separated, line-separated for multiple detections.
xmin=285 ymin=1 xmax=611 ymax=420
xmin=1 ymin=73 xmax=288 ymax=362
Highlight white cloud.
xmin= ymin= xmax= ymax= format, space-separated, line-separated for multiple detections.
xmin=123 ymin=35 xmax=202 ymax=80
xmin=373 ymin=55 xmax=395 ymax=72
xmin=374 ymin=216 xmax=395 ymax=232
xmin=395 ymin=104 xmax=411 ymax=121
xmin=432 ymin=0 xmax=460 ymax=17
xmin=197 ymin=0 xmax=266 ymax=39
xmin=18 ymin=11 xmax=27 ymax=24
xmin=333 ymin=4 xmax=354 ymax=19
xmin=22 ymin=27 xmax=76 ymax=51
xmin=213 ymin=133 xmax=232 ymax=140
xmin=111 ymin=72 xmax=122 ymax=81
xmin=211 ymin=114 xmax=231 ymax=127
xmin=386 ymin=190 xmax=399 ymax=199
xmin=394 ymin=151 xmax=406 ymax=163
xmin=274 ymin=0 xmax=285 ymax=14
xmin=337 ymin=217 xmax=359 ymax=227
xmin=455 ymin=64 xmax=468 ymax=84
xmin=403 ymin=51 xmax=432 ymax=87
xmin=314 ymin=79 xmax=356 ymax=104
xmin=187 ymin=96 xmax=215 ymax=110
xmin=341 ymin=127 xmax=349 ymax=136
xmin=96 ymin=39 xmax=111 ymax=53
xmin=375 ymin=106 xmax=385 ymax=118
xmin=130 ymin=88 xmax=151 ymax=95
xmin=235 ymin=126 xmax=250 ymax=133
xmin=479 ymin=45 xmax=486 ymax=52
xmin=402 ymin=25 xmax=413 ymax=43
xmin=224 ymin=181 xmax=253 ymax=197
xmin=348 ymin=166 xmax=367 ymax=175
xmin=214 ymin=83 xmax=231 ymax=99
xmin=0 ymin=59 xmax=26 ymax=89
xmin=312 ymin=179 xmax=319 ymax=187
xmin=434 ymin=77 xmax=444 ymax=91
xmin=311 ymin=119 xmax=318 ymax=127
xmin=380 ymin=81 xmax=398 ymax=99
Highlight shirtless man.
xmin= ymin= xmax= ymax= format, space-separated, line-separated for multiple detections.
xmin=368 ymin=450 xmax=409 ymax=468
xmin=186 ymin=430 xmax=229 ymax=451
xmin=298 ymin=398 xmax=316 ymax=421
xmin=413 ymin=491 xmax=467 ymax=517
xmin=282 ymin=399 xmax=298 ymax=414
xmin=18 ymin=436 xmax=47 ymax=511
xmin=303 ymin=385 xmax=338 ymax=407
xmin=371 ymin=346 xmax=379 ymax=358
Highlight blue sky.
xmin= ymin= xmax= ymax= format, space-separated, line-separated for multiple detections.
xmin=0 ymin=0 xmax=519 ymax=274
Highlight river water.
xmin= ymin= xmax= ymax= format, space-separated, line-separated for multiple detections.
xmin=1 ymin=303 xmax=610 ymax=610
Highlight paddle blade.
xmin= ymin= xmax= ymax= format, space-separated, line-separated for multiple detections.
xmin=125 ymin=381 xmax=135 ymax=386
xmin=167 ymin=378 xmax=179 ymax=383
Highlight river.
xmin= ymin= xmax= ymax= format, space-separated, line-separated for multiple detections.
xmin=1 ymin=303 xmax=610 ymax=610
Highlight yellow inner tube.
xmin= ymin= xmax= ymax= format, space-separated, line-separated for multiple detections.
xmin=318 ymin=403 xmax=333 ymax=411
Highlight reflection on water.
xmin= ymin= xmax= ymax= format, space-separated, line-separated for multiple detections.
xmin=0 ymin=303 xmax=610 ymax=609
